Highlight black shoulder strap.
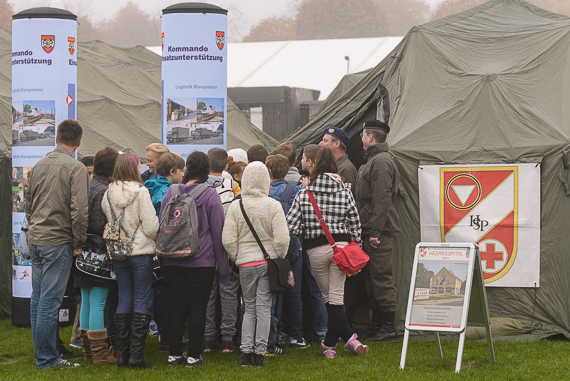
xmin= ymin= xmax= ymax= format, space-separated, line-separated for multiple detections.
xmin=239 ymin=199 xmax=270 ymax=260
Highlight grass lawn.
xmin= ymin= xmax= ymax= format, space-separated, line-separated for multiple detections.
xmin=0 ymin=318 xmax=567 ymax=380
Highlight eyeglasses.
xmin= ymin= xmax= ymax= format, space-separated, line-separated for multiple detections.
xmin=360 ymin=132 xmax=371 ymax=137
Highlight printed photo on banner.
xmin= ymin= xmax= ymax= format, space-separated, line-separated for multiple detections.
xmin=12 ymin=233 xmax=30 ymax=267
xmin=166 ymin=97 xmax=224 ymax=145
xmin=418 ymin=164 xmax=541 ymax=287
xmin=11 ymin=167 xmax=32 ymax=213
xmin=409 ymin=261 xmax=468 ymax=328
xmin=12 ymin=100 xmax=56 ymax=147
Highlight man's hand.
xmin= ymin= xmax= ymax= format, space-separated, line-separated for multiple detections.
xmin=369 ymin=237 xmax=381 ymax=249
xmin=73 ymin=248 xmax=83 ymax=256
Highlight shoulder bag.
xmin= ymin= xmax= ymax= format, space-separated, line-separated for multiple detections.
xmin=306 ymin=190 xmax=369 ymax=275
xmin=74 ymin=234 xmax=116 ymax=281
xmin=103 ymin=191 xmax=140 ymax=260
xmin=239 ymin=199 xmax=294 ymax=294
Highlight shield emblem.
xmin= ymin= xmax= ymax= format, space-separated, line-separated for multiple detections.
xmin=41 ymin=35 xmax=55 ymax=53
xmin=68 ymin=37 xmax=75 ymax=55
xmin=216 ymin=31 xmax=225 ymax=50
xmin=440 ymin=166 xmax=518 ymax=283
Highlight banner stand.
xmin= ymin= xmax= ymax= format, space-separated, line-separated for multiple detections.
xmin=399 ymin=242 xmax=494 ymax=373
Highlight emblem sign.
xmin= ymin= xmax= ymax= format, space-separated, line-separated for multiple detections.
xmin=162 ymin=32 xmax=164 ymax=51
xmin=68 ymin=37 xmax=75 ymax=55
xmin=216 ymin=31 xmax=225 ymax=50
xmin=440 ymin=167 xmax=517 ymax=283
xmin=41 ymin=35 xmax=55 ymax=53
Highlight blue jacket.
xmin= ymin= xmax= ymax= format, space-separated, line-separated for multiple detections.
xmin=269 ymin=180 xmax=302 ymax=207
xmin=145 ymin=175 xmax=172 ymax=217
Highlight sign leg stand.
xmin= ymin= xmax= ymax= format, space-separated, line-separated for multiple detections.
xmin=485 ymin=323 xmax=495 ymax=361
xmin=399 ymin=329 xmax=410 ymax=369
xmin=454 ymin=331 xmax=466 ymax=373
xmin=434 ymin=332 xmax=443 ymax=359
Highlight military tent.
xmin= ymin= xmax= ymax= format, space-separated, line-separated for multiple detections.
xmin=287 ymin=0 xmax=570 ymax=339
xmin=0 ymin=34 xmax=277 ymax=318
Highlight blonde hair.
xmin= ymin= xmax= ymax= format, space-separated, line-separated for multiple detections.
xmin=145 ymin=143 xmax=170 ymax=159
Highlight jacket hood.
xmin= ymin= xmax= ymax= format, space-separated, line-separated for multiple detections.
xmin=108 ymin=181 xmax=146 ymax=208
xmin=145 ymin=175 xmax=171 ymax=197
xmin=241 ymin=161 xmax=270 ymax=198
xmin=306 ymin=173 xmax=346 ymax=194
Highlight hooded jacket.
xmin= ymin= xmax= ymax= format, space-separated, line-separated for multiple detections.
xmin=144 ymin=175 xmax=172 ymax=217
xmin=160 ymin=182 xmax=230 ymax=284
xmin=286 ymin=173 xmax=361 ymax=247
xmin=222 ymin=161 xmax=290 ymax=266
xmin=102 ymin=181 xmax=159 ymax=256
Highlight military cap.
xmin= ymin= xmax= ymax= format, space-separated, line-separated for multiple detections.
xmin=363 ymin=120 xmax=390 ymax=134
xmin=323 ymin=126 xmax=350 ymax=146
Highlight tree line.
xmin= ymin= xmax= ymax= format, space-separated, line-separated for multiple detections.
xmin=1 ymin=0 xmax=570 ymax=46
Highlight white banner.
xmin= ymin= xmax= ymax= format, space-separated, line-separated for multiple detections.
xmin=419 ymin=164 xmax=540 ymax=287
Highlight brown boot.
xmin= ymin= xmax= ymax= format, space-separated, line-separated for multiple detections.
xmin=80 ymin=329 xmax=91 ymax=360
xmin=88 ymin=328 xmax=118 ymax=364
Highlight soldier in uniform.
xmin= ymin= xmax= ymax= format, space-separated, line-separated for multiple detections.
xmin=319 ymin=127 xmax=357 ymax=187
xmin=354 ymin=120 xmax=400 ymax=341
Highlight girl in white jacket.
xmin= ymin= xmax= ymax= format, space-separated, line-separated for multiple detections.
xmin=102 ymin=153 xmax=159 ymax=369
xmin=222 ymin=161 xmax=289 ymax=367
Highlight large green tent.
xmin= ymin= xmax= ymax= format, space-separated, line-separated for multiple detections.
xmin=0 ymin=34 xmax=277 ymax=318
xmin=287 ymin=0 xmax=570 ymax=339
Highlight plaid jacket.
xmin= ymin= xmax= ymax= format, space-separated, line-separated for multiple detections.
xmin=88 ymin=175 xmax=111 ymax=237
xmin=286 ymin=173 xmax=361 ymax=242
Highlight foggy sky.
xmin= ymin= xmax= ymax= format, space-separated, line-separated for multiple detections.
xmin=11 ymin=0 xmax=444 ymax=38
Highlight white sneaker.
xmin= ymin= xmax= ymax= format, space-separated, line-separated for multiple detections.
xmin=53 ymin=359 xmax=80 ymax=368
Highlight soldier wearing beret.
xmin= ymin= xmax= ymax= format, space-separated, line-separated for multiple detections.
xmin=354 ymin=120 xmax=400 ymax=341
xmin=319 ymin=127 xmax=357 ymax=187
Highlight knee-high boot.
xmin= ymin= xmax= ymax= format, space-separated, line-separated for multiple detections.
xmin=128 ymin=312 xmax=152 ymax=369
xmin=114 ymin=313 xmax=131 ymax=367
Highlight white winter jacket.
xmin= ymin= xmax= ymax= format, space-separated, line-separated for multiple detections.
xmin=102 ymin=181 xmax=159 ymax=256
xmin=222 ymin=162 xmax=289 ymax=266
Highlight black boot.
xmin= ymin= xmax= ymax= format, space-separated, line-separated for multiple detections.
xmin=367 ymin=307 xmax=382 ymax=337
xmin=369 ymin=311 xmax=397 ymax=342
xmin=128 ymin=312 xmax=152 ymax=369
xmin=114 ymin=313 xmax=131 ymax=367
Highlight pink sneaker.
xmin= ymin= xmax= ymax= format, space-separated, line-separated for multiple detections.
xmin=320 ymin=341 xmax=337 ymax=358
xmin=343 ymin=333 xmax=369 ymax=355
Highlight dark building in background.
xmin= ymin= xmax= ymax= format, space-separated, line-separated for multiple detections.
xmin=228 ymin=86 xmax=321 ymax=141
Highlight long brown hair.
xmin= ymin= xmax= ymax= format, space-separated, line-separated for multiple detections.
xmin=113 ymin=153 xmax=142 ymax=186
xmin=309 ymin=147 xmax=337 ymax=185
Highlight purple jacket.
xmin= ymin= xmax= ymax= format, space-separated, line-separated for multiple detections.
xmin=160 ymin=183 xmax=230 ymax=284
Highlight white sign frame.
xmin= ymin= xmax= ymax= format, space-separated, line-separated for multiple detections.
xmin=400 ymin=242 xmax=494 ymax=373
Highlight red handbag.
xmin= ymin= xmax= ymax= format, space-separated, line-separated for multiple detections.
xmin=306 ymin=190 xmax=369 ymax=275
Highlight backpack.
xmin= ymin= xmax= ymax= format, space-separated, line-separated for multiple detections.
xmin=156 ymin=183 xmax=207 ymax=259
xmin=278 ymin=184 xmax=300 ymax=265
xmin=212 ymin=177 xmax=235 ymax=216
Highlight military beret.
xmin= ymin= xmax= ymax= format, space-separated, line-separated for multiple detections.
xmin=323 ymin=126 xmax=350 ymax=146
xmin=363 ymin=120 xmax=390 ymax=134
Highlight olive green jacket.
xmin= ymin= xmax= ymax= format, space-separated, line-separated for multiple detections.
xmin=25 ymin=147 xmax=89 ymax=249
xmin=354 ymin=142 xmax=400 ymax=238
xmin=337 ymin=154 xmax=357 ymax=187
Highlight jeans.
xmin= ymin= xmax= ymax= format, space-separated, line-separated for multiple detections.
xmin=163 ymin=266 xmax=215 ymax=358
xmin=204 ymin=270 xmax=240 ymax=342
xmin=112 ymin=255 xmax=153 ymax=315
xmin=240 ymin=264 xmax=272 ymax=355
xmin=80 ymin=287 xmax=109 ymax=331
xmin=268 ymin=294 xmax=280 ymax=348
xmin=279 ymin=249 xmax=303 ymax=340
xmin=301 ymin=252 xmax=327 ymax=342
xmin=29 ymin=243 xmax=73 ymax=369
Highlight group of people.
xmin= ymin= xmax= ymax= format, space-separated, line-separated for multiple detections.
xmin=25 ymin=118 xmax=400 ymax=369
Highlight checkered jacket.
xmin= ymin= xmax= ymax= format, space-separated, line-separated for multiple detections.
xmin=286 ymin=173 xmax=361 ymax=242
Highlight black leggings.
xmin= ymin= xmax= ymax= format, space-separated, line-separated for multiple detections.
xmin=162 ymin=266 xmax=215 ymax=358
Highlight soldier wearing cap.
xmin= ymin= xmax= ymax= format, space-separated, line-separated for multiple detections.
xmin=319 ymin=127 xmax=357 ymax=187
xmin=354 ymin=120 xmax=400 ymax=341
